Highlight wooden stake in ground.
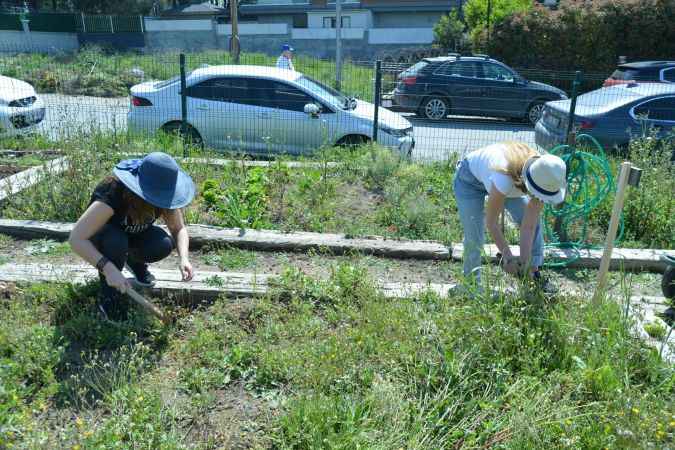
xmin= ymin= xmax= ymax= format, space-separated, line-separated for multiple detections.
xmin=593 ymin=161 xmax=633 ymax=303
xmin=126 ymin=287 xmax=168 ymax=323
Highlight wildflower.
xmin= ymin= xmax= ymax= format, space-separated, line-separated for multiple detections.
xmin=75 ymin=417 xmax=84 ymax=428
xmin=72 ymin=445 xmax=81 ymax=450
xmin=83 ymin=431 xmax=93 ymax=438
xmin=631 ymin=407 xmax=640 ymax=415
xmin=656 ymin=430 xmax=666 ymax=439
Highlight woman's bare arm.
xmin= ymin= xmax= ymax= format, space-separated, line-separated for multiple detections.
xmin=69 ymin=201 xmax=114 ymax=266
xmin=163 ymin=209 xmax=193 ymax=281
xmin=69 ymin=201 xmax=130 ymax=293
xmin=519 ymin=198 xmax=543 ymax=269
xmin=485 ymin=185 xmax=512 ymax=259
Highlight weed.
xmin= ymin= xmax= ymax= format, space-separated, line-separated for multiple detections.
xmin=201 ymin=246 xmax=257 ymax=271
xmin=24 ymin=238 xmax=70 ymax=257
xmin=644 ymin=321 xmax=667 ymax=340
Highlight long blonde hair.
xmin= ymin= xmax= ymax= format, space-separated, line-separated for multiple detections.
xmin=493 ymin=141 xmax=538 ymax=192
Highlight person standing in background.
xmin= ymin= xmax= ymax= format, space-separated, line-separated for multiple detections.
xmin=276 ymin=44 xmax=295 ymax=71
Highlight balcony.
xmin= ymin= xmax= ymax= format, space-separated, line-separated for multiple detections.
xmin=239 ymin=0 xmax=309 ymax=5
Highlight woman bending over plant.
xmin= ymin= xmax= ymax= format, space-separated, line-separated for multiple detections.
xmin=69 ymin=152 xmax=196 ymax=321
xmin=453 ymin=141 xmax=567 ymax=293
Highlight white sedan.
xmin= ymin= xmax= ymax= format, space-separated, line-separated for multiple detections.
xmin=127 ymin=65 xmax=415 ymax=156
xmin=0 ymin=75 xmax=45 ymax=137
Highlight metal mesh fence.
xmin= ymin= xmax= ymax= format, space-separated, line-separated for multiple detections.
xmin=0 ymin=47 xmax=673 ymax=162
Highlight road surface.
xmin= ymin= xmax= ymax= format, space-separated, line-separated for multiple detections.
xmin=35 ymin=94 xmax=536 ymax=162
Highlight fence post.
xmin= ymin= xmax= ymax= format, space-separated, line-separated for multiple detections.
xmin=372 ymin=60 xmax=382 ymax=143
xmin=139 ymin=15 xmax=144 ymax=33
xmin=565 ymin=70 xmax=583 ymax=144
xmin=179 ymin=53 xmax=188 ymax=158
xmin=553 ymin=70 xmax=583 ymax=243
xmin=109 ymin=15 xmax=114 ymax=33
xmin=81 ymin=12 xmax=86 ymax=33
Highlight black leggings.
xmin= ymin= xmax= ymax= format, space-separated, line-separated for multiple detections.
xmin=92 ymin=224 xmax=174 ymax=277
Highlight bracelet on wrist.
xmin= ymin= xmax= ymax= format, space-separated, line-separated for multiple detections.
xmin=96 ymin=255 xmax=110 ymax=272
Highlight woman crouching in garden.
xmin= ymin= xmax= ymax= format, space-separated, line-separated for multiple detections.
xmin=69 ymin=152 xmax=196 ymax=321
xmin=453 ymin=141 xmax=567 ymax=294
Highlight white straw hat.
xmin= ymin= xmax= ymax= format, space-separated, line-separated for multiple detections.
xmin=522 ymin=154 xmax=567 ymax=204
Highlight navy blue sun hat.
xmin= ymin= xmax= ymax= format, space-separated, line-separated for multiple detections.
xmin=282 ymin=44 xmax=294 ymax=52
xmin=113 ymin=152 xmax=195 ymax=209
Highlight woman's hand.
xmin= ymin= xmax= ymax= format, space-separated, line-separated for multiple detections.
xmin=179 ymin=257 xmax=194 ymax=282
xmin=502 ymin=259 xmax=522 ymax=276
xmin=103 ymin=263 xmax=130 ymax=294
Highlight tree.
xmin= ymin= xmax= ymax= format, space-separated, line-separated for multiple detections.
xmin=464 ymin=0 xmax=531 ymax=48
xmin=433 ymin=10 xmax=466 ymax=52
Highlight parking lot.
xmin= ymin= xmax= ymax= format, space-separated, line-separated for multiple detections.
xmin=35 ymin=94 xmax=536 ymax=162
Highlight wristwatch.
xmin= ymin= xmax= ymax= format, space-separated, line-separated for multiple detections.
xmin=96 ymin=255 xmax=110 ymax=272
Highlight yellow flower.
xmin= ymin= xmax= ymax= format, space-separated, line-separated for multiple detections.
xmin=631 ymin=408 xmax=640 ymax=415
xmin=669 ymin=420 xmax=675 ymax=428
xmin=83 ymin=431 xmax=93 ymax=438
xmin=656 ymin=430 xmax=666 ymax=439
xmin=75 ymin=417 xmax=84 ymax=428
xmin=72 ymin=445 xmax=81 ymax=450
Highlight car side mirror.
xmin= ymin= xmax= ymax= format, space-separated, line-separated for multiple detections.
xmin=304 ymin=103 xmax=321 ymax=117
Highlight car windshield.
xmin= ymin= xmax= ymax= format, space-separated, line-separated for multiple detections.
xmin=154 ymin=76 xmax=181 ymax=89
xmin=295 ymin=75 xmax=350 ymax=109
xmin=611 ymin=69 xmax=640 ymax=80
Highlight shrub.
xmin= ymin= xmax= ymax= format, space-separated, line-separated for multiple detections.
xmin=486 ymin=0 xmax=675 ymax=73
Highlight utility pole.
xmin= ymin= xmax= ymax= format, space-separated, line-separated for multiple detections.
xmin=335 ymin=0 xmax=342 ymax=90
xmin=230 ymin=0 xmax=240 ymax=64
xmin=486 ymin=0 xmax=491 ymax=46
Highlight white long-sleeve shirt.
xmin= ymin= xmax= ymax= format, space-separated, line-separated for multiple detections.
xmin=276 ymin=55 xmax=295 ymax=71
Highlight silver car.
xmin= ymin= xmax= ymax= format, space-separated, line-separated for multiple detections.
xmin=128 ymin=65 xmax=414 ymax=156
xmin=0 ymin=75 xmax=46 ymax=137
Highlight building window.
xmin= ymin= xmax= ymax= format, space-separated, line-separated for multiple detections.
xmin=322 ymin=16 xmax=334 ymax=28
xmin=293 ymin=13 xmax=308 ymax=28
xmin=322 ymin=16 xmax=351 ymax=28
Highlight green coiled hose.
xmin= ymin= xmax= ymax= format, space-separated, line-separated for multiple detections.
xmin=543 ymin=133 xmax=621 ymax=267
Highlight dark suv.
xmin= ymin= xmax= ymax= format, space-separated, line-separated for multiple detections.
xmin=603 ymin=61 xmax=675 ymax=87
xmin=389 ymin=54 xmax=567 ymax=124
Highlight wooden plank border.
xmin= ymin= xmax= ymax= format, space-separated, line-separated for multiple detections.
xmin=0 ymin=157 xmax=69 ymax=203
xmin=0 ymin=219 xmax=673 ymax=271
xmin=0 ymin=263 xmax=456 ymax=301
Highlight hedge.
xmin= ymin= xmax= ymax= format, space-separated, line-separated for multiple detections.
xmin=485 ymin=0 xmax=675 ymax=74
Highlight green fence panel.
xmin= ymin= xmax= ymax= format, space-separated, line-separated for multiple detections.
xmin=112 ymin=15 xmax=142 ymax=33
xmin=0 ymin=13 xmax=21 ymax=31
xmin=27 ymin=13 xmax=78 ymax=32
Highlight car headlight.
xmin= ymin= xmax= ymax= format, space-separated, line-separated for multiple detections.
xmin=380 ymin=124 xmax=412 ymax=138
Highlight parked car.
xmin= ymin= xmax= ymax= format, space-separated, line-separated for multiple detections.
xmin=535 ymin=83 xmax=675 ymax=152
xmin=387 ymin=54 xmax=567 ymax=124
xmin=128 ymin=65 xmax=414 ymax=156
xmin=603 ymin=61 xmax=675 ymax=87
xmin=0 ymin=76 xmax=45 ymax=137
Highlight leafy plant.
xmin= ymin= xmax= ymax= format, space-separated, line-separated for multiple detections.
xmin=201 ymin=167 xmax=271 ymax=229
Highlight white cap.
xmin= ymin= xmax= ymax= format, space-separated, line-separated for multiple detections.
xmin=522 ymin=154 xmax=567 ymax=204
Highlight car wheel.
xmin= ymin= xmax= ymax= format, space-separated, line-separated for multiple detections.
xmin=526 ymin=102 xmax=545 ymax=125
xmin=161 ymin=122 xmax=203 ymax=148
xmin=421 ymin=97 xmax=449 ymax=121
xmin=338 ymin=134 xmax=369 ymax=148
xmin=663 ymin=266 xmax=675 ymax=299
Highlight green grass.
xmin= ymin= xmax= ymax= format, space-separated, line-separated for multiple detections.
xmin=0 ymin=46 xmax=374 ymax=100
xmin=201 ymin=246 xmax=257 ymax=271
xmin=1 ymin=265 xmax=673 ymax=448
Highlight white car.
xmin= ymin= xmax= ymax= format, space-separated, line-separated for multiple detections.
xmin=128 ymin=65 xmax=415 ymax=156
xmin=0 ymin=76 xmax=45 ymax=137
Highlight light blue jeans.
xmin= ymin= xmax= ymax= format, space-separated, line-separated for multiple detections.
xmin=453 ymin=158 xmax=544 ymax=283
